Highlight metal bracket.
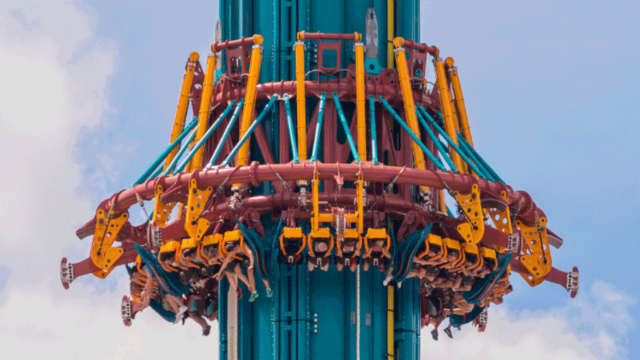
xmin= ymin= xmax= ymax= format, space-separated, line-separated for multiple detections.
xmin=60 ymin=258 xmax=74 ymax=288
xmin=507 ymin=233 xmax=519 ymax=253
xmin=121 ymin=297 xmax=132 ymax=326
xmin=478 ymin=309 xmax=488 ymax=326
xmin=454 ymin=184 xmax=485 ymax=245
xmin=567 ymin=271 xmax=579 ymax=293
xmin=185 ymin=178 xmax=213 ymax=240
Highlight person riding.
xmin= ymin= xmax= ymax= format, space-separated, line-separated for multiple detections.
xmin=307 ymin=229 xmax=333 ymax=272
xmin=335 ymin=230 xmax=361 ymax=272
xmin=362 ymin=229 xmax=392 ymax=272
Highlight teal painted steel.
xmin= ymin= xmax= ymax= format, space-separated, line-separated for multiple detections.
xmin=415 ymin=106 xmax=458 ymax=172
xmin=311 ymin=93 xmax=327 ymax=163
xmin=459 ymin=135 xmax=506 ymax=184
xmin=160 ymin=125 xmax=198 ymax=176
xmin=217 ymin=1 xmax=424 ymax=359
xmin=207 ymin=99 xmax=245 ymax=166
xmin=133 ymin=117 xmax=198 ymax=185
xmin=283 ymin=94 xmax=300 ymax=163
xmin=220 ymin=95 xmax=279 ymax=167
xmin=457 ymin=137 xmax=496 ymax=182
xmin=417 ymin=104 xmax=488 ymax=179
xmin=380 ymin=97 xmax=446 ymax=171
xmin=333 ymin=92 xmax=361 ymax=163
xmin=173 ymin=100 xmax=237 ymax=174
xmin=369 ymin=95 xmax=379 ymax=165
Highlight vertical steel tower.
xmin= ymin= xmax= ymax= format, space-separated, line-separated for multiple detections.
xmin=60 ymin=1 xmax=580 ymax=359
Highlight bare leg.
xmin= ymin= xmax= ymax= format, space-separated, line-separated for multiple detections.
xmin=247 ymin=268 xmax=257 ymax=292
xmin=308 ymin=262 xmax=315 ymax=272
xmin=350 ymin=263 xmax=357 ymax=272
xmin=262 ymin=279 xmax=271 ymax=290
xmin=363 ymin=262 xmax=370 ymax=272
xmin=234 ymin=264 xmax=251 ymax=290
xmin=336 ymin=262 xmax=344 ymax=272
xmin=225 ymin=272 xmax=238 ymax=292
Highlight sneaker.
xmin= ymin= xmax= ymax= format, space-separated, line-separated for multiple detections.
xmin=249 ymin=291 xmax=259 ymax=303
xmin=383 ymin=274 xmax=392 ymax=286
xmin=431 ymin=329 xmax=438 ymax=341
xmin=397 ymin=281 xmax=402 ymax=289
xmin=444 ymin=327 xmax=453 ymax=339
xmin=266 ymin=288 xmax=273 ymax=298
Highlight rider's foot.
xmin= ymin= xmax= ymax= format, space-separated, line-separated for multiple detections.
xmin=266 ymin=288 xmax=273 ymax=298
xmin=249 ymin=291 xmax=259 ymax=303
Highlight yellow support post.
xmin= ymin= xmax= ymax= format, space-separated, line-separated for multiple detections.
xmin=192 ymin=53 xmax=216 ymax=170
xmin=392 ymin=37 xmax=428 ymax=193
xmin=356 ymin=170 xmax=364 ymax=233
xmin=447 ymin=57 xmax=474 ymax=147
xmin=387 ymin=0 xmax=394 ymax=68
xmin=295 ymin=32 xmax=307 ymax=161
xmin=165 ymin=52 xmax=199 ymax=171
xmin=312 ymin=170 xmax=319 ymax=232
xmin=234 ymin=35 xmax=264 ymax=188
xmin=434 ymin=56 xmax=464 ymax=171
xmin=354 ymin=33 xmax=367 ymax=162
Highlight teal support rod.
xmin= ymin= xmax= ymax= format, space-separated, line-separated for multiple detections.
xmin=207 ymin=99 xmax=245 ymax=167
xmin=310 ymin=92 xmax=327 ymax=163
xmin=457 ymin=136 xmax=496 ymax=182
xmin=447 ymin=205 xmax=455 ymax=218
xmin=220 ymin=95 xmax=279 ymax=167
xmin=332 ymin=92 xmax=361 ymax=164
xmin=160 ymin=126 xmax=199 ymax=176
xmin=378 ymin=97 xmax=445 ymax=171
xmin=415 ymin=108 xmax=458 ymax=172
xmin=173 ymin=99 xmax=237 ymax=174
xmin=458 ymin=136 xmax=505 ymax=184
xmin=132 ymin=117 xmax=199 ymax=185
xmin=416 ymin=104 xmax=488 ymax=179
xmin=283 ymin=94 xmax=300 ymax=164
xmin=369 ymin=95 xmax=378 ymax=165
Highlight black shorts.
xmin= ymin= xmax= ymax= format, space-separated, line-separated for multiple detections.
xmin=424 ymin=265 xmax=439 ymax=277
xmin=335 ymin=254 xmax=360 ymax=266
xmin=308 ymin=253 xmax=331 ymax=267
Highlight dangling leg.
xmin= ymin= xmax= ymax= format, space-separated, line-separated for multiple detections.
xmin=234 ymin=264 xmax=251 ymax=289
xmin=189 ymin=312 xmax=211 ymax=336
xmin=247 ymin=268 xmax=259 ymax=302
xmin=263 ymin=279 xmax=273 ymax=298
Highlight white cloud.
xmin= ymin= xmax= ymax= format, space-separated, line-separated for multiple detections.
xmin=0 ymin=1 xmax=218 ymax=358
xmin=421 ymin=281 xmax=636 ymax=359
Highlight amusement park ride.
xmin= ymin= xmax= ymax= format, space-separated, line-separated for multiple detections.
xmin=60 ymin=1 xmax=579 ymax=359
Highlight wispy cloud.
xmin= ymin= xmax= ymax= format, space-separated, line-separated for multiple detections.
xmin=422 ymin=281 xmax=636 ymax=359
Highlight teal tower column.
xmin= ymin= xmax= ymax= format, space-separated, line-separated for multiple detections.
xmin=217 ymin=1 xmax=422 ymax=359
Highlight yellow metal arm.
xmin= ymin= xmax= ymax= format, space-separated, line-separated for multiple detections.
xmin=392 ymin=37 xmax=428 ymax=193
xmin=454 ymin=184 xmax=485 ymax=245
xmin=234 ymin=35 xmax=264 ymax=188
xmin=165 ymin=51 xmax=199 ymax=171
xmin=192 ymin=53 xmax=216 ymax=170
xmin=446 ymin=57 xmax=474 ymax=147
xmin=434 ymin=57 xmax=463 ymax=171
xmin=295 ymin=32 xmax=307 ymax=161
xmin=355 ymin=33 xmax=367 ymax=162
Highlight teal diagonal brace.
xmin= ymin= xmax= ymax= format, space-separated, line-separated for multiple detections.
xmin=379 ymin=97 xmax=445 ymax=171
xmin=332 ymin=92 xmax=361 ymax=164
xmin=173 ymin=99 xmax=237 ymax=174
xmin=283 ymin=94 xmax=300 ymax=164
xmin=310 ymin=92 xmax=327 ymax=163
xmin=416 ymin=104 xmax=488 ymax=179
xmin=220 ymin=95 xmax=279 ymax=167
xmin=369 ymin=95 xmax=378 ymax=165
xmin=415 ymin=108 xmax=457 ymax=172
xmin=207 ymin=99 xmax=245 ymax=167
xmin=133 ymin=117 xmax=199 ymax=185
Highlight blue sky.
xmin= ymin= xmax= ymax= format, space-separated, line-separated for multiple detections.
xmin=0 ymin=0 xmax=638 ymax=359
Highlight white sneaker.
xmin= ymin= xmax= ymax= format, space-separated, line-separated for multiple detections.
xmin=383 ymin=275 xmax=392 ymax=286
xmin=397 ymin=281 xmax=402 ymax=289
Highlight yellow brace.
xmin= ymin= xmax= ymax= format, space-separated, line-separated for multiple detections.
xmin=392 ymin=37 xmax=428 ymax=193
xmin=295 ymin=32 xmax=307 ymax=161
xmin=90 ymin=209 xmax=128 ymax=276
xmin=516 ymin=215 xmax=552 ymax=280
xmin=354 ymin=32 xmax=367 ymax=162
xmin=184 ymin=179 xmax=213 ymax=241
xmin=454 ymin=184 xmax=485 ymax=245
xmin=152 ymin=184 xmax=174 ymax=228
xmin=192 ymin=53 xmax=217 ymax=170
xmin=434 ymin=56 xmax=463 ymax=171
xmin=165 ymin=52 xmax=199 ymax=170
xmin=234 ymin=35 xmax=264 ymax=189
